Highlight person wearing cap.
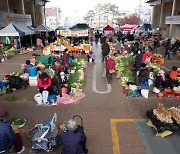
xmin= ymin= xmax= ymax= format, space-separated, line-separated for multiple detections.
xmin=105 ymin=55 xmax=115 ymax=84
xmin=0 ymin=109 xmax=24 ymax=153
xmin=61 ymin=119 xmax=88 ymax=154
xmin=57 ymin=71 xmax=71 ymax=97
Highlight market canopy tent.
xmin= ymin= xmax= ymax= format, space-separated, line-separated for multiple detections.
xmin=14 ymin=23 xmax=35 ymax=35
xmin=70 ymin=23 xmax=90 ymax=30
xmin=0 ymin=23 xmax=25 ymax=36
xmin=103 ymin=25 xmax=115 ymax=34
xmin=35 ymin=24 xmax=53 ymax=32
xmin=27 ymin=26 xmax=39 ymax=34
xmin=120 ymin=24 xmax=139 ymax=32
xmin=135 ymin=24 xmax=152 ymax=33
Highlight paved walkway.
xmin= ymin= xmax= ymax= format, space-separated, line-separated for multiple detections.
xmin=0 ymin=44 xmax=179 ymax=154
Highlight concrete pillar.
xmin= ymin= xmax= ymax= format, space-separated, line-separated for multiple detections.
xmin=151 ymin=5 xmax=161 ymax=29
xmin=159 ymin=3 xmax=165 ymax=28
xmin=0 ymin=0 xmax=8 ymax=12
xmin=24 ymin=1 xmax=36 ymax=27
xmin=36 ymin=4 xmax=44 ymax=26
xmin=9 ymin=0 xmax=25 ymax=14
xmin=169 ymin=0 xmax=180 ymax=38
xmin=5 ymin=0 xmax=10 ymax=13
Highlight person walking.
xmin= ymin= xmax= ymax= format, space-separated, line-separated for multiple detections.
xmin=102 ymin=42 xmax=110 ymax=62
xmin=105 ymin=55 xmax=115 ymax=84
xmin=164 ymin=38 xmax=172 ymax=60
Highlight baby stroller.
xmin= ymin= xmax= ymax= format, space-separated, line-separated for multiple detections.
xmin=29 ymin=113 xmax=58 ymax=153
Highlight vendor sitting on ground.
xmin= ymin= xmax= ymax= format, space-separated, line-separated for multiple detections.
xmin=138 ymin=63 xmax=149 ymax=85
xmin=61 ymin=119 xmax=88 ymax=154
xmin=57 ymin=71 xmax=71 ymax=97
xmin=163 ymin=74 xmax=174 ymax=89
xmin=170 ymin=66 xmax=180 ymax=80
xmin=0 ymin=109 xmax=25 ymax=153
xmin=23 ymin=60 xmax=32 ymax=73
xmin=38 ymin=72 xmax=53 ymax=94
xmin=155 ymin=70 xmax=165 ymax=90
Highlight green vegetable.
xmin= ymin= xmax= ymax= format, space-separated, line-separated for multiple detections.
xmin=6 ymin=95 xmax=18 ymax=101
xmin=9 ymin=117 xmax=26 ymax=125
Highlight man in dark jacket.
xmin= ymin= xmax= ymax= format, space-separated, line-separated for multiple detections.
xmin=102 ymin=42 xmax=110 ymax=62
xmin=0 ymin=109 xmax=24 ymax=153
xmin=138 ymin=63 xmax=149 ymax=84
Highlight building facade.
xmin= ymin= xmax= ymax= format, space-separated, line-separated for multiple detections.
xmin=45 ymin=7 xmax=61 ymax=29
xmin=146 ymin=0 xmax=180 ymax=38
xmin=0 ymin=0 xmax=48 ymax=28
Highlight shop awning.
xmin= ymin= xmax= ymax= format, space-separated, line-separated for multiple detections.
xmin=0 ymin=23 xmax=25 ymax=36
xmin=36 ymin=24 xmax=53 ymax=32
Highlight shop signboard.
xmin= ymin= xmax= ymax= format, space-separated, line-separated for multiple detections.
xmin=165 ymin=16 xmax=180 ymax=25
xmin=0 ymin=11 xmax=32 ymax=29
xmin=60 ymin=29 xmax=88 ymax=37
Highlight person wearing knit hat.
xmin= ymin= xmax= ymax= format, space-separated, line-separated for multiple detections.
xmin=0 ymin=109 xmax=25 ymax=153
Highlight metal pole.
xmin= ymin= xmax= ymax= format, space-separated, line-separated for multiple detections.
xmin=44 ymin=2 xmax=46 ymax=25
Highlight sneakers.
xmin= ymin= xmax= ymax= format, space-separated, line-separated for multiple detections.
xmin=17 ymin=146 xmax=25 ymax=153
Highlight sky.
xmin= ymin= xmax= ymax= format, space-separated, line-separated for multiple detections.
xmin=47 ymin=0 xmax=148 ymax=26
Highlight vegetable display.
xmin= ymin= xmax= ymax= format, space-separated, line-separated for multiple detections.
xmin=9 ymin=117 xmax=26 ymax=128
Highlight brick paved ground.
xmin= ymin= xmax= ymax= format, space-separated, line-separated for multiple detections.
xmin=0 ymin=44 xmax=179 ymax=154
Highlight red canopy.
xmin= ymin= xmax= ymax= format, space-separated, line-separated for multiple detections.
xmin=120 ymin=24 xmax=138 ymax=32
xmin=103 ymin=25 xmax=115 ymax=34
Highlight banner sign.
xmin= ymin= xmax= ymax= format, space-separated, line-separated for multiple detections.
xmin=165 ymin=16 xmax=180 ymax=25
xmin=60 ymin=29 xmax=89 ymax=37
xmin=0 ymin=11 xmax=32 ymax=29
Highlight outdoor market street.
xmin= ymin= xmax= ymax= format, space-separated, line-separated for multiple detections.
xmin=0 ymin=43 xmax=180 ymax=154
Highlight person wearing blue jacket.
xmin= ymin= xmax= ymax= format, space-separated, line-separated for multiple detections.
xmin=0 ymin=109 xmax=24 ymax=153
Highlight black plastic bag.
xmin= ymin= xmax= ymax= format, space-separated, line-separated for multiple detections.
xmin=9 ymin=76 xmax=28 ymax=90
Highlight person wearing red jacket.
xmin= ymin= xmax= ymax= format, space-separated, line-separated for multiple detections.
xmin=142 ymin=50 xmax=153 ymax=64
xmin=38 ymin=72 xmax=53 ymax=94
xmin=105 ymin=55 xmax=115 ymax=84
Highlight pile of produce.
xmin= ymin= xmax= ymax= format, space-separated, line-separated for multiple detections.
xmin=69 ymin=58 xmax=86 ymax=71
xmin=0 ymin=46 xmax=18 ymax=55
xmin=9 ymin=117 xmax=26 ymax=128
xmin=68 ymin=58 xmax=86 ymax=89
xmin=6 ymin=95 xmax=18 ymax=101
xmin=116 ymin=56 xmax=135 ymax=84
xmin=147 ymin=63 xmax=161 ymax=77
xmin=153 ymin=103 xmax=180 ymax=124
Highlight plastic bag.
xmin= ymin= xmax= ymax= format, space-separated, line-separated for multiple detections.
xmin=141 ymin=89 xmax=149 ymax=98
xmin=129 ymin=84 xmax=137 ymax=91
xmin=42 ymin=90 xmax=49 ymax=104
xmin=148 ymin=79 xmax=153 ymax=86
xmin=152 ymin=87 xmax=160 ymax=94
xmin=34 ymin=93 xmax=43 ymax=105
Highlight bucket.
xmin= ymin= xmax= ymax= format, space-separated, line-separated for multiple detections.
xmin=28 ymin=66 xmax=37 ymax=77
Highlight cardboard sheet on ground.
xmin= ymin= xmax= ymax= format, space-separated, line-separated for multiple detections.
xmin=146 ymin=120 xmax=173 ymax=138
xmin=57 ymin=93 xmax=85 ymax=104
